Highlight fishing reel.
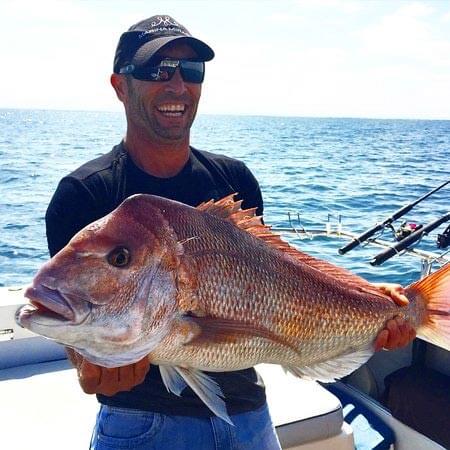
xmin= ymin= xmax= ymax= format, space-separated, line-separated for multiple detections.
xmin=387 ymin=221 xmax=423 ymax=242
xmin=437 ymin=224 xmax=450 ymax=249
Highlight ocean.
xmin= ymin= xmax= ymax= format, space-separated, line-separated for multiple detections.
xmin=0 ymin=108 xmax=449 ymax=288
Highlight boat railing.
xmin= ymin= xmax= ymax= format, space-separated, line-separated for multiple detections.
xmin=273 ymin=213 xmax=450 ymax=278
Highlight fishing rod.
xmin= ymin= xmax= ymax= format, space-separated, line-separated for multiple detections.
xmin=370 ymin=212 xmax=450 ymax=266
xmin=338 ymin=180 xmax=450 ymax=255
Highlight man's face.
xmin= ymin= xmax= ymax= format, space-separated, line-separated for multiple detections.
xmin=124 ymin=42 xmax=202 ymax=143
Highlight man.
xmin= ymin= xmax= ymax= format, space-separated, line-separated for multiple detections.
xmin=45 ymin=15 xmax=415 ymax=450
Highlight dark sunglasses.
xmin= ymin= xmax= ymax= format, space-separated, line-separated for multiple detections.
xmin=119 ymin=59 xmax=205 ymax=84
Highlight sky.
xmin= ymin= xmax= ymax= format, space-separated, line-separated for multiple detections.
xmin=1 ymin=0 xmax=450 ymax=119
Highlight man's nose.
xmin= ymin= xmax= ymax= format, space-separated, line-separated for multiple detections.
xmin=165 ymin=68 xmax=187 ymax=95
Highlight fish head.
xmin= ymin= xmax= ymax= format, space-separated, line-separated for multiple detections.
xmin=16 ymin=194 xmax=181 ymax=366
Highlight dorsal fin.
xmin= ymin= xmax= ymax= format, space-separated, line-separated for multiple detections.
xmin=197 ymin=194 xmax=389 ymax=297
xmin=197 ymin=193 xmax=243 ymax=218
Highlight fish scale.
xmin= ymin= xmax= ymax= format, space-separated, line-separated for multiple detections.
xmin=149 ymin=217 xmax=398 ymax=369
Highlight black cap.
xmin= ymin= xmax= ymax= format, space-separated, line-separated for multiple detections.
xmin=113 ymin=15 xmax=214 ymax=73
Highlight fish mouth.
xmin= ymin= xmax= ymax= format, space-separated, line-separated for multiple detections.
xmin=17 ymin=284 xmax=90 ymax=327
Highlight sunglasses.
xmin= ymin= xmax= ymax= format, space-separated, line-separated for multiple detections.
xmin=119 ymin=59 xmax=205 ymax=84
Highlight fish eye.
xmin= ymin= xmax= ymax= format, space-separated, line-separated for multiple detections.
xmin=107 ymin=247 xmax=131 ymax=268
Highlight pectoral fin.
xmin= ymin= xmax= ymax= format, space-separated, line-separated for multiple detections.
xmin=159 ymin=365 xmax=232 ymax=425
xmin=159 ymin=365 xmax=187 ymax=396
xmin=177 ymin=314 xmax=297 ymax=353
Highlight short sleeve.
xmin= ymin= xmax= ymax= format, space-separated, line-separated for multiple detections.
xmin=240 ymin=164 xmax=264 ymax=216
xmin=45 ymin=177 xmax=99 ymax=257
xmin=229 ymin=163 xmax=264 ymax=217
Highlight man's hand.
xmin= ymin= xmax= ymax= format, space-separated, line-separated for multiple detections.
xmin=66 ymin=348 xmax=150 ymax=396
xmin=372 ymin=283 xmax=416 ymax=351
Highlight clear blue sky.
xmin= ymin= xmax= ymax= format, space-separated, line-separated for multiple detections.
xmin=1 ymin=0 xmax=450 ymax=119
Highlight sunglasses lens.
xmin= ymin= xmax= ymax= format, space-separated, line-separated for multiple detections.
xmin=180 ymin=61 xmax=205 ymax=83
xmin=130 ymin=60 xmax=204 ymax=83
xmin=132 ymin=65 xmax=176 ymax=82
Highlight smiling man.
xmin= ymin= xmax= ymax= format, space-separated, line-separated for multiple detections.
xmin=46 ymin=15 xmax=278 ymax=450
xmin=45 ymin=14 xmax=415 ymax=450
xmin=113 ymin=42 xmax=202 ymax=177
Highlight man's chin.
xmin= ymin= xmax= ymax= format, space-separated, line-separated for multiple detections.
xmin=154 ymin=126 xmax=191 ymax=142
xmin=152 ymin=112 xmax=195 ymax=140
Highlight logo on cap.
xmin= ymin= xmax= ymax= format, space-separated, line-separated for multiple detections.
xmin=138 ymin=16 xmax=189 ymax=39
xmin=151 ymin=16 xmax=180 ymax=27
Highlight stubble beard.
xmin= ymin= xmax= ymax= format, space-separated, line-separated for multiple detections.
xmin=130 ymin=90 xmax=196 ymax=143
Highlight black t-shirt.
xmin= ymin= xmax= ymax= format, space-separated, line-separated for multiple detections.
xmin=45 ymin=141 xmax=266 ymax=416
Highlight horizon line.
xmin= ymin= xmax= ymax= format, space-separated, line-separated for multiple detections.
xmin=1 ymin=106 xmax=449 ymax=122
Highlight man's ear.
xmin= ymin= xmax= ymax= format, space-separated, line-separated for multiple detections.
xmin=111 ymin=74 xmax=128 ymax=102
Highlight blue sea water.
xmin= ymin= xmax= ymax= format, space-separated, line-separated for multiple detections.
xmin=0 ymin=108 xmax=449 ymax=288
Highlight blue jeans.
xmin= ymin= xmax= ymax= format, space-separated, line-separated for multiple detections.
xmin=89 ymin=403 xmax=281 ymax=450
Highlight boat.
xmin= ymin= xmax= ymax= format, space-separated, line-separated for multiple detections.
xmin=1 ymin=199 xmax=449 ymax=449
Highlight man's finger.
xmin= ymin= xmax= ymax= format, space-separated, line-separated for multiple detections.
xmin=134 ymin=358 xmax=151 ymax=384
xmin=385 ymin=318 xmax=401 ymax=349
xmin=391 ymin=290 xmax=409 ymax=307
xmin=118 ymin=364 xmax=135 ymax=389
xmin=78 ymin=360 xmax=102 ymax=394
xmin=397 ymin=319 xmax=417 ymax=348
xmin=374 ymin=329 xmax=389 ymax=351
xmin=397 ymin=318 xmax=410 ymax=347
xmin=97 ymin=367 xmax=121 ymax=396
xmin=373 ymin=283 xmax=409 ymax=306
xmin=386 ymin=285 xmax=409 ymax=306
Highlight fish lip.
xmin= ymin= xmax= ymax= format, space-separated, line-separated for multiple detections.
xmin=23 ymin=283 xmax=76 ymax=322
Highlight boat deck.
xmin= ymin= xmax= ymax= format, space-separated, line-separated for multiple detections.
xmin=0 ymin=341 xmax=351 ymax=449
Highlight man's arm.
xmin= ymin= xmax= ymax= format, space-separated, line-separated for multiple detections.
xmin=46 ymin=177 xmax=150 ymax=395
xmin=46 ymin=177 xmax=100 ymax=256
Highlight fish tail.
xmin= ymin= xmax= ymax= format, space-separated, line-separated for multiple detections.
xmin=408 ymin=263 xmax=450 ymax=351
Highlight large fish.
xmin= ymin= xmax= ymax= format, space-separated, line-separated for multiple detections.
xmin=16 ymin=194 xmax=450 ymax=424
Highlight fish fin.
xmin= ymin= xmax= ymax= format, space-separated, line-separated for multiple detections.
xmin=283 ymin=346 xmax=374 ymax=382
xmin=196 ymin=195 xmax=383 ymax=295
xmin=197 ymin=193 xmax=261 ymax=228
xmin=408 ymin=263 xmax=450 ymax=351
xmin=197 ymin=194 xmax=243 ymax=218
xmin=177 ymin=367 xmax=232 ymax=425
xmin=178 ymin=314 xmax=298 ymax=353
xmin=159 ymin=365 xmax=187 ymax=396
xmin=160 ymin=365 xmax=232 ymax=425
